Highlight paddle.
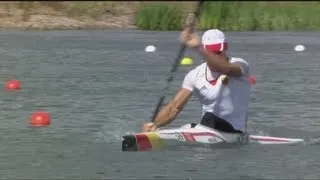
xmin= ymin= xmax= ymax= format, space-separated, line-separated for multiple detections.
xmin=151 ymin=1 xmax=205 ymax=122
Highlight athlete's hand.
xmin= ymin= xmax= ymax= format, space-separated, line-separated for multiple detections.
xmin=180 ymin=27 xmax=201 ymax=48
xmin=141 ymin=122 xmax=158 ymax=132
xmin=221 ymin=75 xmax=229 ymax=85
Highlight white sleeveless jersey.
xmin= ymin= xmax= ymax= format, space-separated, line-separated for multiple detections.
xmin=182 ymin=57 xmax=251 ymax=131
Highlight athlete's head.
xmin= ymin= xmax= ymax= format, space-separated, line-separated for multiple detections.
xmin=201 ymin=29 xmax=228 ymax=58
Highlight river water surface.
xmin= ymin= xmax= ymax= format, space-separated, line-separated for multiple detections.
xmin=0 ymin=30 xmax=319 ymax=179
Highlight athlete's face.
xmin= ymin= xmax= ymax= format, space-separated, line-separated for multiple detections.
xmin=209 ymin=50 xmax=227 ymax=59
xmin=217 ymin=50 xmax=227 ymax=58
xmin=207 ymin=50 xmax=228 ymax=71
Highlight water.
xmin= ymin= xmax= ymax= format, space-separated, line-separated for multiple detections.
xmin=0 ymin=29 xmax=319 ymax=179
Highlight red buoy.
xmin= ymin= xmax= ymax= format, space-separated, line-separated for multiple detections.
xmin=5 ymin=79 xmax=21 ymax=90
xmin=29 ymin=111 xmax=51 ymax=127
xmin=249 ymin=75 xmax=256 ymax=85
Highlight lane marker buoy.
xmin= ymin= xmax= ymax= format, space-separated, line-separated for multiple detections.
xmin=5 ymin=79 xmax=21 ymax=91
xmin=294 ymin=45 xmax=305 ymax=52
xmin=180 ymin=57 xmax=193 ymax=65
xmin=145 ymin=45 xmax=156 ymax=52
xmin=29 ymin=111 xmax=51 ymax=127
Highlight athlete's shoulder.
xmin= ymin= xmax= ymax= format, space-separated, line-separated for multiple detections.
xmin=182 ymin=63 xmax=206 ymax=91
xmin=230 ymin=57 xmax=249 ymax=66
xmin=188 ymin=62 xmax=206 ymax=76
xmin=182 ymin=64 xmax=205 ymax=92
xmin=230 ymin=57 xmax=250 ymax=76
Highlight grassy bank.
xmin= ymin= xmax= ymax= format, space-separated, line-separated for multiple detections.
xmin=0 ymin=1 xmax=318 ymax=31
xmin=135 ymin=1 xmax=320 ymax=31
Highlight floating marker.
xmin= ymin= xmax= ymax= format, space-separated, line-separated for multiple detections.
xmin=29 ymin=111 xmax=51 ymax=127
xmin=180 ymin=57 xmax=193 ymax=65
xmin=294 ymin=45 xmax=305 ymax=52
xmin=249 ymin=75 xmax=256 ymax=85
xmin=145 ymin=45 xmax=156 ymax=52
xmin=5 ymin=79 xmax=21 ymax=91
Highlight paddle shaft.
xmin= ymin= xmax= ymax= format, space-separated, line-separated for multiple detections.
xmin=151 ymin=1 xmax=204 ymax=122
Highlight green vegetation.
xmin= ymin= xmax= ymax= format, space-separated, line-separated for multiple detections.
xmin=134 ymin=3 xmax=184 ymax=30
xmin=0 ymin=1 xmax=319 ymax=31
xmin=135 ymin=1 xmax=320 ymax=31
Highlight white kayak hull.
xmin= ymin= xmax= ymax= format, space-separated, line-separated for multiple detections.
xmin=122 ymin=123 xmax=304 ymax=151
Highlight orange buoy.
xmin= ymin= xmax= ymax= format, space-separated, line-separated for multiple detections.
xmin=249 ymin=75 xmax=256 ymax=85
xmin=5 ymin=79 xmax=21 ymax=90
xmin=29 ymin=111 xmax=51 ymax=127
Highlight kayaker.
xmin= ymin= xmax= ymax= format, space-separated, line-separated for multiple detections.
xmin=142 ymin=28 xmax=251 ymax=134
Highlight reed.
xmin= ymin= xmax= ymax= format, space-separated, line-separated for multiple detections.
xmin=135 ymin=1 xmax=320 ymax=31
xmin=134 ymin=3 xmax=184 ymax=30
xmin=1 ymin=1 xmax=319 ymax=31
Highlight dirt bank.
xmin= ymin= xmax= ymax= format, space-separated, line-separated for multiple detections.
xmin=0 ymin=1 xmax=142 ymax=30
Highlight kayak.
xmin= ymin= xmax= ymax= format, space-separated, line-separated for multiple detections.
xmin=122 ymin=123 xmax=305 ymax=151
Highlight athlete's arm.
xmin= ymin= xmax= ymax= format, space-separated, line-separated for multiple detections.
xmin=153 ymin=88 xmax=192 ymax=128
xmin=197 ymin=45 xmax=246 ymax=77
xmin=152 ymin=69 xmax=196 ymax=129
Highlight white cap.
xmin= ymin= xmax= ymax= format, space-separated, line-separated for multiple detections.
xmin=201 ymin=29 xmax=228 ymax=52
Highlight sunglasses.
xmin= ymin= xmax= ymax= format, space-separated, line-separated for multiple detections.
xmin=205 ymin=48 xmax=223 ymax=54
xmin=207 ymin=50 xmax=222 ymax=55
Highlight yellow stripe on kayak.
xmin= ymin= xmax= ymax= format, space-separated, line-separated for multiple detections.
xmin=146 ymin=132 xmax=166 ymax=150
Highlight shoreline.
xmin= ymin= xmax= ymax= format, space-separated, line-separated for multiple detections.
xmin=0 ymin=14 xmax=138 ymax=31
xmin=0 ymin=2 xmax=318 ymax=31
